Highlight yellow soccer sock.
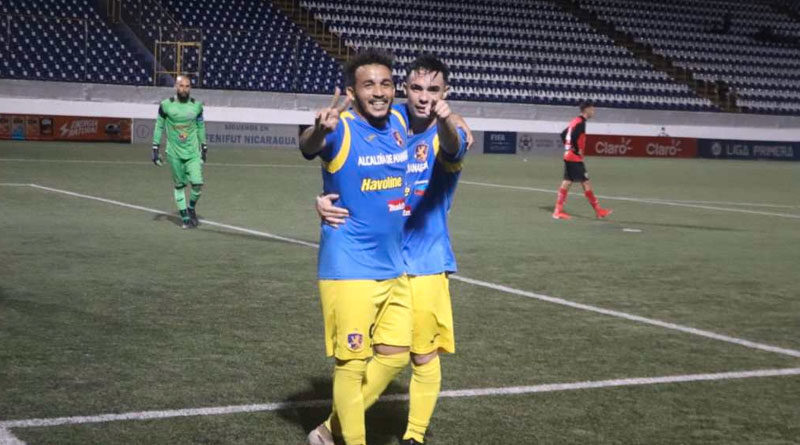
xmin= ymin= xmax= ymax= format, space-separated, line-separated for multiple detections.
xmin=326 ymin=352 xmax=410 ymax=439
xmin=323 ymin=413 xmax=339 ymax=437
xmin=403 ymin=356 xmax=441 ymax=443
xmin=333 ymin=359 xmax=367 ymax=445
xmin=323 ymin=367 xmax=340 ymax=438
xmin=362 ymin=352 xmax=410 ymax=410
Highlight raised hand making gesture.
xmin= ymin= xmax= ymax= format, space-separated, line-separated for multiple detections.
xmin=301 ymin=88 xmax=352 ymax=156
xmin=429 ymin=98 xmax=452 ymax=122
xmin=430 ymin=98 xmax=464 ymax=155
xmin=315 ymin=87 xmax=352 ymax=134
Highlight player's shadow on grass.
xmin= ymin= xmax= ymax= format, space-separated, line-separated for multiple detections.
xmin=151 ymin=213 xmax=321 ymax=246
xmin=278 ymin=377 xmax=409 ymax=445
xmin=537 ymin=206 xmax=741 ymax=232
xmin=609 ymin=219 xmax=743 ymax=232
xmin=153 ymin=212 xmax=184 ymax=227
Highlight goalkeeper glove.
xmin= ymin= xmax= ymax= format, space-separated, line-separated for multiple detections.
xmin=201 ymin=144 xmax=208 ymax=162
xmin=152 ymin=145 xmax=162 ymax=166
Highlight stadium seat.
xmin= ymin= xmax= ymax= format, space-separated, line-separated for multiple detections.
xmin=581 ymin=0 xmax=800 ymax=114
xmin=303 ymin=0 xmax=717 ymax=110
xmin=0 ymin=0 xmax=151 ymax=86
xmin=1 ymin=0 xmax=798 ymax=113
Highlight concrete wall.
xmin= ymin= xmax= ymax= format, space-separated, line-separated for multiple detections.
xmin=1 ymin=79 xmax=798 ymax=142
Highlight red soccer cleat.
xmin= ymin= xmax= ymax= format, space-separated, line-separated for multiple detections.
xmin=552 ymin=211 xmax=571 ymax=220
xmin=595 ymin=208 xmax=613 ymax=219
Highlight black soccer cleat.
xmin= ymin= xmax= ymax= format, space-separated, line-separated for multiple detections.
xmin=181 ymin=219 xmax=195 ymax=229
xmin=187 ymin=208 xmax=199 ymax=227
xmin=402 ymin=440 xmax=423 ymax=445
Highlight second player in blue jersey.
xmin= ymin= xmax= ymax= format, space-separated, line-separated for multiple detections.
xmin=396 ymin=102 xmax=467 ymax=276
xmin=314 ymin=54 xmax=470 ymax=445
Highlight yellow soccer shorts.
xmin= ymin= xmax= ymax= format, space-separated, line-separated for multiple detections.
xmin=319 ymin=275 xmax=412 ymax=361
xmin=409 ymin=273 xmax=455 ymax=355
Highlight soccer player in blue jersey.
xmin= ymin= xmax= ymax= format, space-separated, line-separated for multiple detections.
xmin=314 ymin=54 xmax=469 ymax=445
xmin=300 ymin=49 xmax=413 ymax=445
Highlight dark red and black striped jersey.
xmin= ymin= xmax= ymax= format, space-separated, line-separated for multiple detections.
xmin=560 ymin=115 xmax=586 ymax=162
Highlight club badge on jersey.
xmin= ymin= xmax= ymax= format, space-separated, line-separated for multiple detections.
xmin=393 ymin=130 xmax=404 ymax=147
xmin=415 ymin=142 xmax=429 ymax=162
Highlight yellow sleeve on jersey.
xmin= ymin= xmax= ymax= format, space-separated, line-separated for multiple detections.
xmin=323 ymin=111 xmax=354 ymax=174
xmin=391 ymin=108 xmax=408 ymax=133
xmin=433 ymin=134 xmax=464 ymax=173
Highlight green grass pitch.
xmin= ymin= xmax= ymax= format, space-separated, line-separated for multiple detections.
xmin=1 ymin=141 xmax=799 ymax=444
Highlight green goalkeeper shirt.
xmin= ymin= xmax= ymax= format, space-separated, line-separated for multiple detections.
xmin=152 ymin=96 xmax=206 ymax=160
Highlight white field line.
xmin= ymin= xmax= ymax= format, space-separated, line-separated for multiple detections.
xmin=460 ymin=180 xmax=800 ymax=218
xmin=450 ymin=276 xmax=800 ymax=358
xmin=0 ymin=427 xmax=26 ymax=445
xmin=21 ymin=183 xmax=800 ymax=359
xmin=643 ymin=198 xmax=800 ymax=209
xmin=631 ymin=200 xmax=800 ymax=219
xmin=0 ymin=183 xmax=31 ymax=187
xmin=2 ymin=157 xmax=795 ymax=209
xmin=2 ymin=367 xmax=799 ymax=431
xmin=26 ymin=184 xmax=319 ymax=249
xmin=0 ymin=158 xmax=315 ymax=168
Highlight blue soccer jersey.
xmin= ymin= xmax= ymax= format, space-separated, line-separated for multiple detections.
xmin=312 ymin=108 xmax=410 ymax=280
xmin=396 ymin=104 xmax=468 ymax=276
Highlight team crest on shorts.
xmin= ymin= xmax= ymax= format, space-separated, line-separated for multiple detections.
xmin=393 ymin=130 xmax=404 ymax=147
xmin=347 ymin=332 xmax=364 ymax=351
xmin=414 ymin=142 xmax=429 ymax=162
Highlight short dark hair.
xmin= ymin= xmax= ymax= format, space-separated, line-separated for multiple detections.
xmin=344 ymin=48 xmax=394 ymax=87
xmin=579 ymin=100 xmax=595 ymax=111
xmin=406 ymin=54 xmax=450 ymax=84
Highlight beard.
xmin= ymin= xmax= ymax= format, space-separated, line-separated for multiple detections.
xmin=354 ymin=95 xmax=392 ymax=128
xmin=177 ymin=91 xmax=190 ymax=102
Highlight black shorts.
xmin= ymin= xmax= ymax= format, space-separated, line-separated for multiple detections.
xmin=563 ymin=161 xmax=589 ymax=182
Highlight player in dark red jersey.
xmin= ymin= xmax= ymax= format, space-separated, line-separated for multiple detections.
xmin=553 ymin=101 xmax=612 ymax=220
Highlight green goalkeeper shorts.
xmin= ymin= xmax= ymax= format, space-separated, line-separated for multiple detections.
xmin=167 ymin=153 xmax=204 ymax=187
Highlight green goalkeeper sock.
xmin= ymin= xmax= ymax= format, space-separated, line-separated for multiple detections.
xmin=174 ymin=187 xmax=188 ymax=214
xmin=189 ymin=185 xmax=202 ymax=209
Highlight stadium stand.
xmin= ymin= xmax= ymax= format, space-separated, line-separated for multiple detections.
xmin=0 ymin=0 xmax=152 ymax=85
xmin=157 ymin=0 xmax=342 ymax=92
xmin=580 ymin=0 xmax=800 ymax=115
xmin=302 ymin=0 xmax=717 ymax=111
xmin=1 ymin=0 xmax=799 ymax=115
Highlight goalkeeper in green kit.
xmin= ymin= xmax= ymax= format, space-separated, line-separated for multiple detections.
xmin=152 ymin=75 xmax=207 ymax=229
